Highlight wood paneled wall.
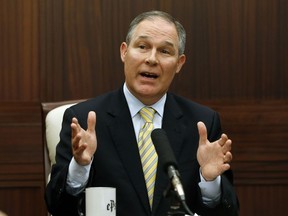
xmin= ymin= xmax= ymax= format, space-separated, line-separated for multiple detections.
xmin=0 ymin=0 xmax=40 ymax=101
xmin=0 ymin=0 xmax=287 ymax=215
xmin=0 ymin=102 xmax=45 ymax=215
xmin=1 ymin=0 xmax=288 ymax=102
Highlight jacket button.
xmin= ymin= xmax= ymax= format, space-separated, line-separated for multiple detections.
xmin=58 ymin=188 xmax=63 ymax=194
xmin=224 ymin=199 xmax=231 ymax=208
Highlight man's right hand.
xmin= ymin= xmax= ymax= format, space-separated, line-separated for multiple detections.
xmin=71 ymin=111 xmax=97 ymax=166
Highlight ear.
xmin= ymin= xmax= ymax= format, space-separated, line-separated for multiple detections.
xmin=120 ymin=42 xmax=128 ymax=62
xmin=175 ymin=54 xmax=186 ymax=74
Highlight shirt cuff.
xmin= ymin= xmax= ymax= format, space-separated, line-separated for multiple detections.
xmin=66 ymin=157 xmax=92 ymax=195
xmin=198 ymin=171 xmax=221 ymax=207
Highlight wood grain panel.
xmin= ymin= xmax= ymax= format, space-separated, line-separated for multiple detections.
xmin=236 ymin=185 xmax=288 ymax=215
xmin=0 ymin=102 xmax=43 ymax=185
xmin=40 ymin=0 xmax=128 ymax=101
xmin=173 ymin=0 xmax=288 ymax=100
xmin=39 ymin=0 xmax=288 ymax=102
xmin=0 ymin=102 xmax=46 ymax=215
xmin=0 ymin=0 xmax=40 ymax=101
xmin=0 ymin=185 xmax=46 ymax=216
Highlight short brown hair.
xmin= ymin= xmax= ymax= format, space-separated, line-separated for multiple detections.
xmin=126 ymin=10 xmax=186 ymax=55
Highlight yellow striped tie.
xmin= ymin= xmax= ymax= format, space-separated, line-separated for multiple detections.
xmin=138 ymin=107 xmax=158 ymax=208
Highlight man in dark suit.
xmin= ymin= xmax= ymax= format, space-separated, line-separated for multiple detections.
xmin=45 ymin=10 xmax=239 ymax=216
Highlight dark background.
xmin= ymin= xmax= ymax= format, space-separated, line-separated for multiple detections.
xmin=0 ymin=0 xmax=287 ymax=215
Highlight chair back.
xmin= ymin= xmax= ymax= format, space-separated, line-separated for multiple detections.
xmin=41 ymin=99 xmax=85 ymax=183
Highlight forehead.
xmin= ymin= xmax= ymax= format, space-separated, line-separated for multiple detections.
xmin=131 ymin=18 xmax=179 ymax=45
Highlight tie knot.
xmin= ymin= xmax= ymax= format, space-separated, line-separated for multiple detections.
xmin=140 ymin=107 xmax=155 ymax=123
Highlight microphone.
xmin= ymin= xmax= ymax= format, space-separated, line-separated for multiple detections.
xmin=151 ymin=128 xmax=186 ymax=202
xmin=151 ymin=129 xmax=194 ymax=216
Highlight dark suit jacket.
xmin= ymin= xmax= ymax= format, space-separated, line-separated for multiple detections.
xmin=45 ymin=87 xmax=239 ymax=216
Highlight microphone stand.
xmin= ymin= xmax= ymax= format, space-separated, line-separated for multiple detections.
xmin=164 ymin=184 xmax=194 ymax=216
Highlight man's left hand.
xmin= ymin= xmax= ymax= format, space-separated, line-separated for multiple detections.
xmin=196 ymin=121 xmax=233 ymax=181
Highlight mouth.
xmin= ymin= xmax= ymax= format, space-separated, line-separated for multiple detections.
xmin=140 ymin=72 xmax=159 ymax=79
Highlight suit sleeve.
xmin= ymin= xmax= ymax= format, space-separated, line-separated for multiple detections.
xmin=198 ymin=111 xmax=239 ymax=216
xmin=45 ymin=107 xmax=85 ymax=216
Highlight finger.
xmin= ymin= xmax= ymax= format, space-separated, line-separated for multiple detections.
xmin=72 ymin=134 xmax=82 ymax=150
xmin=224 ymin=152 xmax=233 ymax=163
xmin=74 ymin=142 xmax=87 ymax=154
xmin=222 ymin=139 xmax=232 ymax=154
xmin=218 ymin=133 xmax=229 ymax=146
xmin=87 ymin=111 xmax=96 ymax=132
xmin=71 ymin=118 xmax=78 ymax=137
xmin=221 ymin=163 xmax=231 ymax=173
xmin=71 ymin=117 xmax=81 ymax=137
xmin=197 ymin=121 xmax=207 ymax=145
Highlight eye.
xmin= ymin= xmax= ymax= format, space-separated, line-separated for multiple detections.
xmin=161 ymin=49 xmax=170 ymax=54
xmin=161 ymin=49 xmax=171 ymax=55
xmin=139 ymin=44 xmax=146 ymax=49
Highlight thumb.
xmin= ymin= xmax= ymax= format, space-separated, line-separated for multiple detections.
xmin=87 ymin=111 xmax=96 ymax=132
xmin=197 ymin=121 xmax=207 ymax=145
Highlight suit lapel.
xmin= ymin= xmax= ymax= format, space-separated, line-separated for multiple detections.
xmin=106 ymin=89 xmax=151 ymax=214
xmin=152 ymin=94 xmax=187 ymax=214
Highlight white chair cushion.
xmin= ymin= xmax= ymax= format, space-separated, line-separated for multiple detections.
xmin=45 ymin=103 xmax=76 ymax=165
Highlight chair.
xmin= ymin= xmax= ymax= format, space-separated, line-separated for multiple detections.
xmin=41 ymin=99 xmax=86 ymax=184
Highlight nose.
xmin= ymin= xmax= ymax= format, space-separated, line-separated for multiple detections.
xmin=145 ymin=49 xmax=158 ymax=66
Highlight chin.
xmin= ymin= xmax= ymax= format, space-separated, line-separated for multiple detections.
xmin=137 ymin=87 xmax=157 ymax=96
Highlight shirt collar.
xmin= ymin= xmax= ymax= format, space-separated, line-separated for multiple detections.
xmin=123 ymin=83 xmax=166 ymax=118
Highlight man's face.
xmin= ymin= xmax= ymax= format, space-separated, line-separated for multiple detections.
xmin=120 ymin=18 xmax=186 ymax=105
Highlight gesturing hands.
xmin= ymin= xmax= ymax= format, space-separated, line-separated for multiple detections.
xmin=197 ymin=121 xmax=233 ymax=181
xmin=71 ymin=111 xmax=97 ymax=166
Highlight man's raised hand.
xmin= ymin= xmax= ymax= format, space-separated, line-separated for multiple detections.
xmin=71 ymin=111 xmax=97 ymax=166
xmin=196 ymin=121 xmax=232 ymax=181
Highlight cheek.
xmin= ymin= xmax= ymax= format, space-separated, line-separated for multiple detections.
xmin=124 ymin=53 xmax=137 ymax=67
xmin=124 ymin=56 xmax=139 ymax=78
xmin=160 ymin=65 xmax=179 ymax=85
xmin=163 ymin=62 xmax=179 ymax=76
xmin=126 ymin=49 xmax=141 ymax=60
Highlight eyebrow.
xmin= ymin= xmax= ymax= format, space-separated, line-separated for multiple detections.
xmin=136 ymin=35 xmax=175 ymax=48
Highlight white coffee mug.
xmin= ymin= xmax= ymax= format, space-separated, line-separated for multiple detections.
xmin=86 ymin=187 xmax=116 ymax=216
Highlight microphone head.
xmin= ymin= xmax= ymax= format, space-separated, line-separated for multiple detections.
xmin=151 ymin=128 xmax=178 ymax=172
